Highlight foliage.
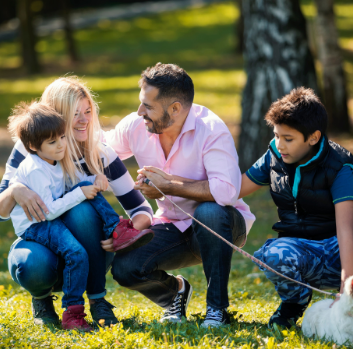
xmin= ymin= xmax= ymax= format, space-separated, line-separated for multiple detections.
xmin=0 ymin=0 xmax=352 ymax=127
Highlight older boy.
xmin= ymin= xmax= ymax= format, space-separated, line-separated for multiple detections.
xmin=240 ymin=87 xmax=353 ymax=328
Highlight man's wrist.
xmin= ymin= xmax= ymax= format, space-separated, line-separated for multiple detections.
xmin=159 ymin=178 xmax=173 ymax=195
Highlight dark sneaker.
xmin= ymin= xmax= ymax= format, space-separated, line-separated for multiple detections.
xmin=112 ymin=219 xmax=154 ymax=253
xmin=90 ymin=298 xmax=118 ymax=327
xmin=160 ymin=275 xmax=193 ymax=323
xmin=268 ymin=295 xmax=312 ymax=329
xmin=62 ymin=305 xmax=93 ymax=332
xmin=201 ymin=306 xmax=230 ymax=328
xmin=32 ymin=295 xmax=60 ymax=326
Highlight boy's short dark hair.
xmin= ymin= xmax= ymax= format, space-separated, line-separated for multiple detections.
xmin=264 ymin=87 xmax=327 ymax=141
xmin=8 ymin=101 xmax=65 ymax=155
xmin=139 ymin=62 xmax=194 ymax=107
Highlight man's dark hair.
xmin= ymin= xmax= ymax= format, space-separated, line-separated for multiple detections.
xmin=8 ymin=101 xmax=66 ymax=155
xmin=264 ymin=87 xmax=327 ymax=141
xmin=139 ymin=63 xmax=194 ymax=107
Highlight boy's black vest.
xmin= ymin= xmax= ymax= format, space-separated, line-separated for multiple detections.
xmin=269 ymin=136 xmax=353 ymax=240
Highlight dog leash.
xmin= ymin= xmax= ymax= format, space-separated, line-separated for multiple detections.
xmin=143 ymin=178 xmax=337 ymax=298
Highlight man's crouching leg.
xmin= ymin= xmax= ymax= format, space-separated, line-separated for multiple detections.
xmin=192 ymin=202 xmax=246 ymax=328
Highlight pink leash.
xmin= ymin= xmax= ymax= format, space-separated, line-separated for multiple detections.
xmin=144 ymin=178 xmax=337 ymax=298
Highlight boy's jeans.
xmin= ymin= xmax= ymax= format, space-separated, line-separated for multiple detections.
xmin=254 ymin=236 xmax=341 ymax=305
xmin=23 ymin=219 xmax=89 ymax=308
xmin=73 ymin=181 xmax=121 ymax=240
xmin=22 ymin=181 xmax=120 ymax=308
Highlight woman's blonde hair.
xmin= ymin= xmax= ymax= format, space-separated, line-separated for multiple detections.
xmin=40 ymin=76 xmax=104 ymax=185
xmin=8 ymin=101 xmax=77 ymax=186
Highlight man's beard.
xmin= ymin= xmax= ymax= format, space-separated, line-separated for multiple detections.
xmin=144 ymin=109 xmax=174 ymax=134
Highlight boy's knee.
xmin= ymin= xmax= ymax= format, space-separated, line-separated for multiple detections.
xmin=69 ymin=244 xmax=89 ymax=265
xmin=262 ymin=239 xmax=301 ymax=269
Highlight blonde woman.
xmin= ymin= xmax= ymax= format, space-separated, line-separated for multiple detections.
xmin=0 ymin=77 xmax=153 ymax=327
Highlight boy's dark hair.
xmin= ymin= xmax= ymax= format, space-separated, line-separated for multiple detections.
xmin=264 ymin=87 xmax=327 ymax=141
xmin=8 ymin=101 xmax=65 ymax=155
xmin=139 ymin=62 xmax=194 ymax=107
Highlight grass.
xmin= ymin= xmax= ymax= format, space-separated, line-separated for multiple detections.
xmin=0 ymin=178 xmax=350 ymax=348
xmin=1 ymin=0 xmax=353 ymax=347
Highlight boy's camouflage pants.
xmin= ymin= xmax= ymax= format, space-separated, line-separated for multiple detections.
xmin=254 ymin=236 xmax=341 ymax=305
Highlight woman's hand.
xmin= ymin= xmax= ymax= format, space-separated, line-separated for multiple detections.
xmin=94 ymin=174 xmax=109 ymax=192
xmin=101 ymin=216 xmax=123 ymax=252
xmin=11 ymin=183 xmax=49 ymax=222
xmin=81 ymin=185 xmax=100 ymax=199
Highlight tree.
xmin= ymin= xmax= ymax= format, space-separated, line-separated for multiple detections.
xmin=314 ymin=0 xmax=349 ymax=133
xmin=238 ymin=0 xmax=318 ymax=171
xmin=17 ymin=0 xmax=40 ymax=74
xmin=61 ymin=0 xmax=79 ymax=63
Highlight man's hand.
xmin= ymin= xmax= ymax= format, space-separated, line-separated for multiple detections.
xmin=81 ymin=185 xmax=100 ymax=199
xmin=101 ymin=215 xmax=123 ymax=252
xmin=94 ymin=174 xmax=109 ymax=192
xmin=11 ymin=183 xmax=49 ymax=222
xmin=134 ymin=166 xmax=172 ymax=199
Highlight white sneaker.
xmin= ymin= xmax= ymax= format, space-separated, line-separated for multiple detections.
xmin=201 ymin=306 xmax=230 ymax=328
xmin=160 ymin=276 xmax=193 ymax=323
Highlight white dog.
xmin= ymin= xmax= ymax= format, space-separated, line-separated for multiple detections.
xmin=302 ymin=276 xmax=353 ymax=345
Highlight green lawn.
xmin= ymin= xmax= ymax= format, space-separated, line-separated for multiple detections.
xmin=1 ymin=1 xmax=353 ymax=348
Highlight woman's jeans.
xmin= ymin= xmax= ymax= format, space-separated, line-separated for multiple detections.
xmin=8 ymin=195 xmax=115 ymax=301
xmin=112 ymin=202 xmax=247 ymax=310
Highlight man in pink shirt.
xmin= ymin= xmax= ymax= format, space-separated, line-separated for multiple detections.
xmin=101 ymin=63 xmax=255 ymax=328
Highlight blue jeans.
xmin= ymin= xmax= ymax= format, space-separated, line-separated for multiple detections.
xmin=19 ymin=182 xmax=120 ymax=308
xmin=111 ymin=202 xmax=246 ymax=310
xmin=254 ymin=236 xmax=341 ymax=305
xmin=22 ymin=219 xmax=89 ymax=308
xmin=8 ymin=187 xmax=115 ymax=301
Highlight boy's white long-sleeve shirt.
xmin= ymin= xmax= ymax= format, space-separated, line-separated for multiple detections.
xmin=10 ymin=154 xmax=95 ymax=236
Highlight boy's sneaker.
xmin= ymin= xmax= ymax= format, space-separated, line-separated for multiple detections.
xmin=160 ymin=276 xmax=193 ymax=323
xmin=201 ymin=306 xmax=230 ymax=328
xmin=62 ymin=305 xmax=93 ymax=332
xmin=32 ymin=295 xmax=60 ymax=325
xmin=112 ymin=219 xmax=154 ymax=253
xmin=268 ymin=296 xmax=312 ymax=329
xmin=90 ymin=298 xmax=118 ymax=327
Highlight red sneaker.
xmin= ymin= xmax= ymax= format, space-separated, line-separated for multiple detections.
xmin=112 ymin=219 xmax=154 ymax=253
xmin=62 ymin=305 xmax=93 ymax=332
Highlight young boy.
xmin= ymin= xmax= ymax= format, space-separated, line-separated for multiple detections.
xmin=239 ymin=87 xmax=353 ymax=328
xmin=8 ymin=102 xmax=154 ymax=331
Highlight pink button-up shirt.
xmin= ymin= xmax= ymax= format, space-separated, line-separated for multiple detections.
xmin=101 ymin=104 xmax=255 ymax=234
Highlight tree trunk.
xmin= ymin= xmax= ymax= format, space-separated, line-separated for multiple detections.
xmin=314 ymin=0 xmax=349 ymax=133
xmin=238 ymin=0 xmax=318 ymax=172
xmin=61 ymin=0 xmax=79 ymax=63
xmin=17 ymin=0 xmax=40 ymax=74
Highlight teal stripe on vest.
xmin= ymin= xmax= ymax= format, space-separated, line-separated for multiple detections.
xmin=292 ymin=137 xmax=326 ymax=199
xmin=270 ymin=138 xmax=281 ymax=158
